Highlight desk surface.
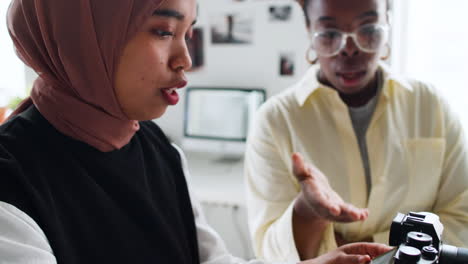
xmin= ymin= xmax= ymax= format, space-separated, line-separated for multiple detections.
xmin=185 ymin=151 xmax=246 ymax=206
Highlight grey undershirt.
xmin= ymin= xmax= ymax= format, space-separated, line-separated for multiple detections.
xmin=347 ymin=70 xmax=383 ymax=197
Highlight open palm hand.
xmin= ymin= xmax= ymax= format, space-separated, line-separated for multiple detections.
xmin=292 ymin=153 xmax=368 ymax=222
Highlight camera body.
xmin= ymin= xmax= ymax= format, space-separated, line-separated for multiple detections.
xmin=384 ymin=212 xmax=468 ymax=264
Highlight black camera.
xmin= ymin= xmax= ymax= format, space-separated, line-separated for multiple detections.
xmin=372 ymin=212 xmax=468 ymax=264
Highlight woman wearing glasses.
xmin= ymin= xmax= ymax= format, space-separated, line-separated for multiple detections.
xmin=245 ymin=0 xmax=468 ymax=262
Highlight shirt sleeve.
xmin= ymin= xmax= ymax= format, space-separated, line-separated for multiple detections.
xmin=430 ymin=90 xmax=468 ymax=247
xmin=0 ymin=201 xmax=57 ymax=263
xmin=243 ymin=105 xmax=337 ymax=262
xmin=172 ymin=144 xmax=296 ymax=264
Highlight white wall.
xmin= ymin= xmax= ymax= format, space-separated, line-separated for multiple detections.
xmin=391 ymin=0 xmax=468 ymax=131
xmin=156 ymin=0 xmax=311 ymax=145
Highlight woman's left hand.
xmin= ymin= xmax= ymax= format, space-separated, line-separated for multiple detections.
xmin=300 ymin=242 xmax=393 ymax=264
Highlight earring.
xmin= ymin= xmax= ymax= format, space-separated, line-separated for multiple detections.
xmin=380 ymin=44 xmax=391 ymax=60
xmin=305 ymin=46 xmax=318 ymax=65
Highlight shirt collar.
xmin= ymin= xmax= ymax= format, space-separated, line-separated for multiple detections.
xmin=294 ymin=62 xmax=413 ymax=107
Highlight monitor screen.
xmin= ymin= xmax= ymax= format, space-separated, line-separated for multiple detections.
xmin=184 ymin=87 xmax=265 ymax=141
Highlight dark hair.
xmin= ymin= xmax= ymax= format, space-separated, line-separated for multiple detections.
xmin=299 ymin=0 xmax=391 ymax=26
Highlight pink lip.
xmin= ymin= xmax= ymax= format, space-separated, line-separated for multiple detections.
xmin=337 ymin=70 xmax=366 ymax=75
xmin=161 ymin=80 xmax=187 ymax=90
xmin=176 ymin=80 xmax=187 ymax=88
xmin=161 ymin=88 xmax=179 ymax=105
xmin=336 ymin=71 xmax=366 ymax=87
xmin=160 ymin=80 xmax=188 ymax=106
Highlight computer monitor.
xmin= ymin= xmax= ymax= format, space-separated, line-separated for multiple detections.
xmin=182 ymin=87 xmax=266 ymax=159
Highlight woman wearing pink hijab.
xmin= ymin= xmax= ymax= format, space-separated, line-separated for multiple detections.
xmin=0 ymin=0 xmax=390 ymax=263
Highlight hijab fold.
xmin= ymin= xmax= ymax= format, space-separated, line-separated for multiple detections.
xmin=7 ymin=0 xmax=164 ymax=152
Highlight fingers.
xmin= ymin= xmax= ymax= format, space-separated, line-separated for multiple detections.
xmin=302 ymin=250 xmax=372 ymax=264
xmin=305 ymin=188 xmax=341 ymax=216
xmin=341 ymin=242 xmax=394 ymax=258
xmin=336 ymin=254 xmax=371 ymax=264
xmin=335 ymin=204 xmax=369 ymax=222
xmin=292 ymin=152 xmax=369 ymax=223
xmin=325 ymin=200 xmax=341 ymax=217
xmin=335 ymin=255 xmax=372 ymax=264
xmin=292 ymin=152 xmax=309 ymax=182
xmin=364 ymin=243 xmax=394 ymax=259
xmin=317 ymin=200 xmax=367 ymax=222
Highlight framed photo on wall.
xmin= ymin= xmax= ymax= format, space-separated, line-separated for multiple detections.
xmin=210 ymin=12 xmax=254 ymax=45
xmin=279 ymin=52 xmax=295 ymax=76
xmin=269 ymin=5 xmax=292 ymax=22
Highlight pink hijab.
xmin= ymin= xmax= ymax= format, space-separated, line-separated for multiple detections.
xmin=7 ymin=0 xmax=165 ymax=152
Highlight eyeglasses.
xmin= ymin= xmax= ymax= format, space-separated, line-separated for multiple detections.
xmin=311 ymin=24 xmax=389 ymax=57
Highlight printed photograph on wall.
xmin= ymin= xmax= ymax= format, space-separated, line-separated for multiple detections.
xmin=187 ymin=27 xmax=204 ymax=71
xmin=269 ymin=5 xmax=292 ymax=22
xmin=279 ymin=52 xmax=295 ymax=76
xmin=210 ymin=12 xmax=254 ymax=44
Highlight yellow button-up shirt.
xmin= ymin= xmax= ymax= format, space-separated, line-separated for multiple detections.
xmin=245 ymin=64 xmax=468 ymax=262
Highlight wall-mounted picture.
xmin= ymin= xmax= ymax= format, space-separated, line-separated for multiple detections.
xmin=187 ymin=28 xmax=204 ymax=71
xmin=269 ymin=5 xmax=292 ymax=22
xmin=210 ymin=13 xmax=254 ymax=44
xmin=279 ymin=52 xmax=295 ymax=76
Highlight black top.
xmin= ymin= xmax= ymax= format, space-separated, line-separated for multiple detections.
xmin=0 ymin=106 xmax=199 ymax=264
